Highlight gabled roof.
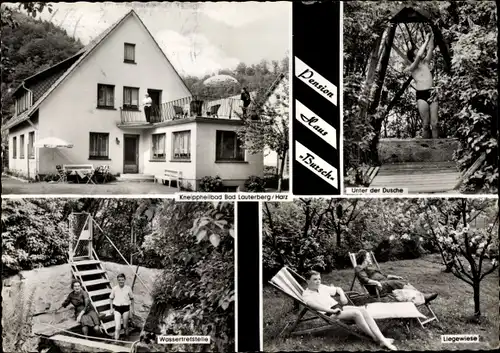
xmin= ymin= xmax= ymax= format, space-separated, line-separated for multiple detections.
xmin=11 ymin=53 xmax=84 ymax=97
xmin=390 ymin=7 xmax=431 ymax=24
xmin=253 ymin=71 xmax=287 ymax=108
xmin=3 ymin=9 xmax=191 ymax=131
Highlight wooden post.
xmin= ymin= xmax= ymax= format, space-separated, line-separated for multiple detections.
xmin=386 ymin=76 xmax=414 ymax=113
xmin=26 ymin=143 xmax=30 ymax=180
xmin=369 ymin=23 xmax=397 ymax=115
xmin=368 ymin=23 xmax=397 ymax=165
xmin=88 ymin=216 xmax=93 ymax=259
xmin=131 ymin=265 xmax=140 ymax=292
xmin=130 ymin=226 xmax=134 ymax=265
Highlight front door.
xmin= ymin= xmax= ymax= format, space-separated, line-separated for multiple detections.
xmin=148 ymin=89 xmax=162 ymax=122
xmin=123 ymin=134 xmax=139 ymax=174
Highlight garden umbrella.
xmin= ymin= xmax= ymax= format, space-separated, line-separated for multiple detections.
xmin=203 ymin=75 xmax=239 ymax=118
xmin=34 ymin=137 xmax=74 ymax=148
xmin=34 ymin=137 xmax=73 ymax=161
xmin=202 ymin=74 xmax=239 ymax=87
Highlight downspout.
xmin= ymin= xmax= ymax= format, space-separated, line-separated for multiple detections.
xmin=22 ymin=82 xmax=38 ymax=179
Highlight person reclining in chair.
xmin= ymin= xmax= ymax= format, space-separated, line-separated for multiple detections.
xmin=303 ymin=270 xmax=397 ymax=351
xmin=355 ymin=250 xmax=438 ymax=304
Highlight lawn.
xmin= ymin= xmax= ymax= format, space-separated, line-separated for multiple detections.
xmin=263 ymin=254 xmax=499 ymax=351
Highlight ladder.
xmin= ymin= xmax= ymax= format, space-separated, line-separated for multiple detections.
xmin=68 ymin=213 xmax=117 ymax=336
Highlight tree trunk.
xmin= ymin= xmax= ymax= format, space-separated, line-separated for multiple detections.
xmin=277 ymin=148 xmax=287 ymax=192
xmin=473 ymin=281 xmax=481 ymax=317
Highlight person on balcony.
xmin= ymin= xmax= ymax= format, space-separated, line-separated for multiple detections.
xmin=240 ymin=87 xmax=251 ymax=118
xmin=143 ymin=93 xmax=152 ymax=122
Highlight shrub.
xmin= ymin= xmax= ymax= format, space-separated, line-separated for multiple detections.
xmin=199 ymin=176 xmax=224 ymax=192
xmin=42 ymin=173 xmax=60 ymax=182
xmin=2 ymin=199 xmax=68 ymax=277
xmin=245 ymin=176 xmax=266 ymax=192
xmin=263 ymin=173 xmax=279 ymax=189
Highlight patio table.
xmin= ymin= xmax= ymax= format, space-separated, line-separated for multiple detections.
xmin=63 ymin=165 xmax=96 ymax=184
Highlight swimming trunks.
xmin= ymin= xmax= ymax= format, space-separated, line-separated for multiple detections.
xmin=416 ymin=88 xmax=437 ymax=104
xmin=113 ymin=304 xmax=130 ymax=315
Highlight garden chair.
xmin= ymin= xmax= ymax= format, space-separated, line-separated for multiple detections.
xmin=208 ymin=104 xmax=221 ymax=118
xmin=348 ymin=251 xmax=439 ymax=328
xmin=269 ymin=267 xmax=426 ymax=340
xmin=173 ymin=105 xmax=186 ymax=120
xmin=85 ymin=168 xmax=96 ymax=185
xmin=96 ymin=165 xmax=111 ymax=183
xmin=55 ymin=165 xmax=67 ymax=183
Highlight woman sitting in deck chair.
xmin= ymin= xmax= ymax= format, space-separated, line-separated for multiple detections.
xmin=110 ymin=273 xmax=134 ymax=340
xmin=355 ymin=250 xmax=438 ymax=304
xmin=304 ymin=270 xmax=398 ymax=351
xmin=57 ymin=280 xmax=102 ymax=338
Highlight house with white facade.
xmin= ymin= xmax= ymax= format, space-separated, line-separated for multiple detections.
xmin=3 ymin=10 xmax=265 ymax=191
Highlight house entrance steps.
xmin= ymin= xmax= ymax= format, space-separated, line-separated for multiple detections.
xmin=116 ymin=174 xmax=154 ymax=182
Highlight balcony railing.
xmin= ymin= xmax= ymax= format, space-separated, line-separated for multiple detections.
xmin=120 ymin=95 xmax=243 ymax=125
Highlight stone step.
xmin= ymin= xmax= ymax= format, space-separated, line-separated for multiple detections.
xmin=378 ymin=138 xmax=459 ymax=164
xmin=116 ymin=174 xmax=154 ymax=182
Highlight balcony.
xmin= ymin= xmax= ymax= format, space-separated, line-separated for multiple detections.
xmin=118 ymin=95 xmax=244 ymax=128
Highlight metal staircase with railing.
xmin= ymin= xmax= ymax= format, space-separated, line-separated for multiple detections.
xmin=68 ymin=213 xmax=117 ymax=337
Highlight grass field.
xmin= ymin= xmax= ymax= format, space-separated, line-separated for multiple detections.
xmin=263 ymin=254 xmax=499 ymax=351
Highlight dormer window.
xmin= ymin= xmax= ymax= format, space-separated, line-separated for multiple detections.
xmin=16 ymin=90 xmax=33 ymax=115
xmin=124 ymin=43 xmax=136 ymax=63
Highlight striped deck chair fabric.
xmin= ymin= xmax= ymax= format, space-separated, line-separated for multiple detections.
xmin=348 ymin=251 xmax=439 ymax=328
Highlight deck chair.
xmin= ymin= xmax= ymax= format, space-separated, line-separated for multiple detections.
xmin=269 ymin=266 xmax=370 ymax=340
xmin=269 ymin=267 xmax=426 ymax=340
xmin=349 ymin=251 xmax=439 ymax=329
xmin=173 ymin=105 xmax=186 ymax=119
xmin=56 ymin=165 xmax=67 ymax=183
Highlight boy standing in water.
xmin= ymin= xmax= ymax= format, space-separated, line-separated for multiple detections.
xmin=110 ymin=273 xmax=134 ymax=339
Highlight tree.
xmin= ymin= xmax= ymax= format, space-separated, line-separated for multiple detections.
xmin=391 ymin=198 xmax=499 ymax=318
xmin=1 ymin=7 xmax=83 ymax=124
xmin=419 ymin=199 xmax=498 ymax=318
xmin=237 ymin=76 xmax=289 ymax=191
xmin=0 ymin=3 xmax=52 ymax=28
xmin=142 ymin=201 xmax=234 ymax=352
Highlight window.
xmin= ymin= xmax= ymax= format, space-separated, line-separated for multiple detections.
xmin=123 ymin=87 xmax=139 ymax=109
xmin=97 ymin=84 xmax=115 ymax=108
xmin=28 ymin=132 xmax=35 ymax=159
xmin=216 ymin=131 xmax=245 ymax=161
xmin=124 ymin=43 xmax=136 ymax=63
xmin=172 ymin=131 xmax=191 ymax=160
xmin=16 ymin=91 xmax=33 ymax=114
xmin=12 ymin=136 xmax=17 ymax=159
xmin=89 ymin=133 xmax=109 ymax=159
xmin=151 ymin=133 xmax=166 ymax=160
xmin=19 ymin=134 xmax=25 ymax=159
